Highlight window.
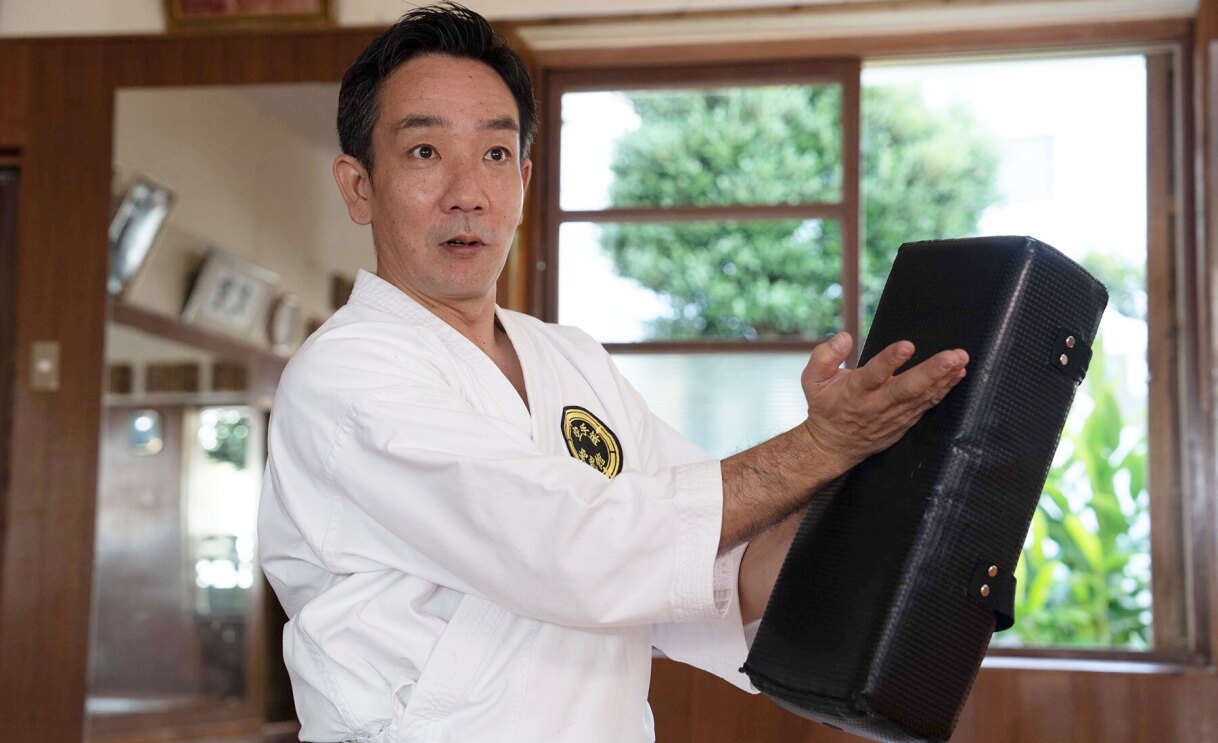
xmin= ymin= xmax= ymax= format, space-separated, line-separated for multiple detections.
xmin=540 ymin=48 xmax=1187 ymax=655
xmin=862 ymin=55 xmax=1156 ymax=651
xmin=544 ymin=62 xmax=860 ymax=454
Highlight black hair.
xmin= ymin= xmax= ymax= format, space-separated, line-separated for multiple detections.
xmin=337 ymin=2 xmax=537 ymax=175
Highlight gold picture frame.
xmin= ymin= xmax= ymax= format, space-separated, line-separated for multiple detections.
xmin=165 ymin=0 xmax=333 ymax=32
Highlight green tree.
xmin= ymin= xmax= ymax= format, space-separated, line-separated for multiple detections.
xmin=598 ymin=84 xmax=1001 ymax=338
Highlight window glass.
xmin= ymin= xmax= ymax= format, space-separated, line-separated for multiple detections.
xmin=560 ymin=86 xmax=843 ymax=211
xmin=863 ymin=55 xmax=1150 ymax=649
xmin=612 ymin=352 xmax=809 ymax=458
xmin=558 ymin=219 xmax=842 ymax=342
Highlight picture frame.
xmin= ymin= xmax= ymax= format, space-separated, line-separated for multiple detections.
xmin=266 ymin=292 xmax=304 ymax=356
xmin=182 ymin=248 xmax=281 ymax=340
xmin=108 ymin=176 xmax=175 ymax=298
xmin=164 ymin=0 xmax=333 ymax=32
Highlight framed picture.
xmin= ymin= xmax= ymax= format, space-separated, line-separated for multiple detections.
xmin=108 ymin=176 xmax=175 ymax=297
xmin=266 ymin=292 xmax=304 ymax=355
xmin=165 ymin=0 xmax=333 ymax=32
xmin=182 ymin=248 xmax=281 ymax=340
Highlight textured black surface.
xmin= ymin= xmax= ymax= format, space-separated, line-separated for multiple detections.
xmin=742 ymin=236 xmax=1108 ymax=743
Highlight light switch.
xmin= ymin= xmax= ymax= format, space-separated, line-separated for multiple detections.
xmin=30 ymin=340 xmax=60 ymax=391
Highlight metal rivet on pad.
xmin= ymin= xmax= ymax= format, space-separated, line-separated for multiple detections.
xmin=1066 ymin=336 xmax=1076 ymax=349
xmin=1059 ymin=354 xmax=1069 ymax=366
xmin=980 ymin=585 xmax=991 ymax=598
xmin=988 ymin=565 xmax=998 ymax=577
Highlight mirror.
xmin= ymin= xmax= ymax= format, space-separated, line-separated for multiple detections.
xmin=87 ymin=81 xmax=374 ymax=740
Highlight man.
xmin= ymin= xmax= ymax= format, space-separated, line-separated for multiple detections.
xmin=258 ymin=4 xmax=968 ymax=741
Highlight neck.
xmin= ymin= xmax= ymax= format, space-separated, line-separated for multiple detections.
xmin=394 ymin=282 xmax=497 ymax=350
xmin=377 ymin=270 xmax=528 ymax=409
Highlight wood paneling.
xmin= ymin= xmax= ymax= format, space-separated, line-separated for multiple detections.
xmin=650 ymin=659 xmax=1218 ymax=743
xmin=0 ymin=42 xmax=32 ymax=148
xmin=2 ymin=37 xmax=113 ymax=743
xmin=0 ymin=27 xmax=377 ymax=743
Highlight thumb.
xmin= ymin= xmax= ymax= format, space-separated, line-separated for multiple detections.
xmin=803 ymin=332 xmax=852 ymax=387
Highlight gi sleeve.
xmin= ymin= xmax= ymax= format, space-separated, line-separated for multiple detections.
xmin=601 ymin=359 xmax=755 ymax=693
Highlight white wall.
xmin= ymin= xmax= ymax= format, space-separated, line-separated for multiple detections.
xmin=114 ymin=84 xmax=374 ymax=346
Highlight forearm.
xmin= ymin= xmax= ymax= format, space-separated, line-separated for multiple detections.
xmin=719 ymin=421 xmax=851 ymax=552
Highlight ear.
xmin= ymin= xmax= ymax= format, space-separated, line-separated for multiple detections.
xmin=516 ymin=158 xmax=533 ymax=227
xmin=333 ymin=154 xmax=374 ymax=226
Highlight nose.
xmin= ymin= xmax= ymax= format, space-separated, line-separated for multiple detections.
xmin=443 ymin=159 xmax=486 ymax=214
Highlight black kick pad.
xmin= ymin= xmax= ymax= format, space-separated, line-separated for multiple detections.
xmin=742 ymin=236 xmax=1108 ymax=742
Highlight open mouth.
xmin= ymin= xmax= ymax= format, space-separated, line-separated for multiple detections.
xmin=443 ymin=234 xmax=486 ymax=248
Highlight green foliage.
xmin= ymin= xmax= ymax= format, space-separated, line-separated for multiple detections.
xmin=1078 ymin=251 xmax=1147 ymax=321
xmin=599 ymin=84 xmax=1000 ymax=338
xmin=999 ymin=341 xmax=1152 ymax=648
xmin=600 ymin=219 xmax=843 ymax=339
xmin=200 ymin=409 xmax=251 ymax=470
xmin=860 ymin=87 xmax=1002 ymax=330
xmin=607 ymin=86 xmax=844 ymax=208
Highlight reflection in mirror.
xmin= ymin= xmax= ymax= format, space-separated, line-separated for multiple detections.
xmin=188 ymin=406 xmax=261 ymax=701
xmin=108 ymin=177 xmax=174 ymax=297
xmin=128 ymin=409 xmax=163 ymax=456
xmin=88 ymin=323 xmax=266 ymax=732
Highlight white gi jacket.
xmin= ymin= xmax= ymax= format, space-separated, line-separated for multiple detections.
xmin=259 ymin=270 xmax=755 ymax=743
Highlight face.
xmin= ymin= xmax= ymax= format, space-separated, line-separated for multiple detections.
xmin=333 ymin=54 xmax=532 ymax=313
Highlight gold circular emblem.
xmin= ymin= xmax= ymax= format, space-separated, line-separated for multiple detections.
xmin=561 ymin=406 xmax=623 ymax=479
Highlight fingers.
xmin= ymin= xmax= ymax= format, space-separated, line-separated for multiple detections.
xmin=800 ymin=340 xmax=970 ymax=469
xmin=887 ymin=348 xmax=969 ymax=405
xmin=803 ymin=332 xmax=853 ymax=387
xmin=854 ymin=340 xmax=915 ymax=391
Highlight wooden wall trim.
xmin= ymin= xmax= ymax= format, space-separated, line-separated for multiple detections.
xmin=0 ymin=29 xmax=378 ymax=743
xmin=522 ymin=18 xmax=1191 ymax=69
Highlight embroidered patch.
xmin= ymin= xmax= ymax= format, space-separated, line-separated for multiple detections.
xmin=561 ymin=406 xmax=623 ymax=479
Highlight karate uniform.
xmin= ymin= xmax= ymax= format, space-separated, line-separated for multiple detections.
xmin=259 ymin=270 xmax=755 ymax=743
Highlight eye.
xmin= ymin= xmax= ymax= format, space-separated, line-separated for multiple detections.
xmin=485 ymin=146 xmax=512 ymax=163
xmin=410 ymin=144 xmax=437 ymax=159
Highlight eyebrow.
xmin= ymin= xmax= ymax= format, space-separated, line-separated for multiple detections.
xmin=391 ymin=114 xmax=520 ymax=135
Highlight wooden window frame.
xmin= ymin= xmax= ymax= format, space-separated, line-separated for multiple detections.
xmin=538 ymin=60 xmax=862 ymax=359
xmin=532 ymin=40 xmax=1208 ymax=668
